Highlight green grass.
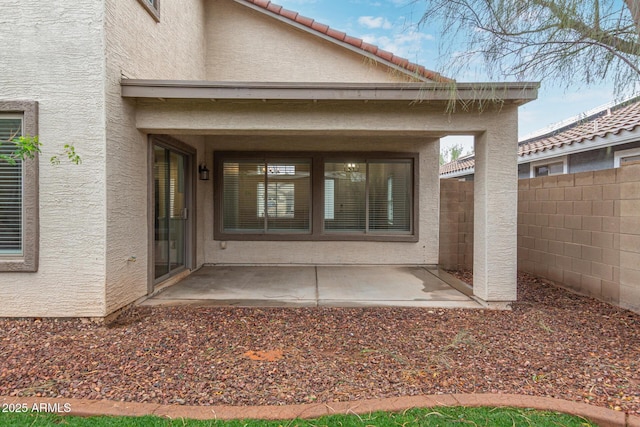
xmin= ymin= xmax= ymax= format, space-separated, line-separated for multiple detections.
xmin=0 ymin=407 xmax=596 ymax=426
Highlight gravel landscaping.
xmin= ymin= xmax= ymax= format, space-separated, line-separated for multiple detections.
xmin=1 ymin=272 xmax=639 ymax=416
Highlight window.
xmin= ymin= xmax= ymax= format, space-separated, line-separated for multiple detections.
xmin=215 ymin=152 xmax=417 ymax=241
xmin=222 ymin=159 xmax=311 ymax=233
xmin=136 ymin=0 xmax=160 ymax=21
xmin=614 ymin=147 xmax=640 ymax=167
xmin=0 ymin=116 xmax=23 ymax=255
xmin=0 ymin=101 xmax=38 ymax=272
xmin=530 ymin=156 xmax=567 ymax=178
xmin=324 ymin=160 xmax=412 ymax=233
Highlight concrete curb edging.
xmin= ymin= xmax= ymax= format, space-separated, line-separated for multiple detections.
xmin=2 ymin=394 xmax=639 ymax=427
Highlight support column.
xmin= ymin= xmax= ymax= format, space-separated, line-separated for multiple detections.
xmin=473 ymin=108 xmax=518 ymax=305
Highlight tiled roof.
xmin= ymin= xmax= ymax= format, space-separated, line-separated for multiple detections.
xmin=239 ymin=0 xmax=453 ymax=83
xmin=518 ymin=98 xmax=640 ymax=156
xmin=440 ymin=154 xmax=476 ymax=175
xmin=440 ymin=98 xmax=640 ymax=176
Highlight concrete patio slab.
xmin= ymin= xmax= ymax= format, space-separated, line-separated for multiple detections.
xmin=140 ymin=265 xmax=482 ymax=309
xmin=144 ymin=266 xmax=318 ymax=307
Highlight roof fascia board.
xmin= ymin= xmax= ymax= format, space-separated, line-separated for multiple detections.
xmin=440 ymin=169 xmax=475 ymax=179
xmin=519 ymin=127 xmax=640 ymax=162
xmin=233 ymin=0 xmax=432 ymax=83
xmin=121 ymin=80 xmax=539 ymax=102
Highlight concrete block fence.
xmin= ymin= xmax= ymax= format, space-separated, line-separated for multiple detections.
xmin=439 ymin=163 xmax=640 ymax=314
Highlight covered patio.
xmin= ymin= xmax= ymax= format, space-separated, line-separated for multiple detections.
xmin=140 ymin=265 xmax=482 ymax=308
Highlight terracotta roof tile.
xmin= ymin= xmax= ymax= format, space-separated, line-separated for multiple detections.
xmin=518 ymin=99 xmax=640 ymax=156
xmin=310 ymin=21 xmax=329 ymax=33
xmin=440 ymin=98 xmax=640 ymax=176
xmin=344 ymin=35 xmax=363 ymax=48
xmin=326 ymin=28 xmax=347 ymax=41
xmin=361 ymin=42 xmax=378 ymax=54
xmin=266 ymin=2 xmax=282 ymax=13
xmin=376 ymin=49 xmax=394 ymax=62
xmin=440 ymin=155 xmax=476 ymax=175
xmin=294 ymin=14 xmax=314 ymax=28
xmin=279 ymin=8 xmax=297 ymax=20
xmin=239 ymin=0 xmax=453 ymax=83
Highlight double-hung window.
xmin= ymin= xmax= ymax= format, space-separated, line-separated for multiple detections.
xmin=0 ymin=101 xmax=38 ymax=272
xmin=215 ymin=152 xmax=417 ymax=241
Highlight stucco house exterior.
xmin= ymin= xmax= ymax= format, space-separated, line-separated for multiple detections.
xmin=0 ymin=0 xmax=537 ymax=318
xmin=440 ymin=97 xmax=640 ymax=180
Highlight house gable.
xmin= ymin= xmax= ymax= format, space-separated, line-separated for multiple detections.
xmin=205 ymin=0 xmax=449 ymax=83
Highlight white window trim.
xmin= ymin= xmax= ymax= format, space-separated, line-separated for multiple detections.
xmin=529 ymin=156 xmax=568 ymax=178
xmin=614 ymin=147 xmax=640 ymax=167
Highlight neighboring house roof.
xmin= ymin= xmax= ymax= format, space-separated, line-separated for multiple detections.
xmin=518 ymin=98 xmax=640 ymax=156
xmin=440 ymin=153 xmax=475 ymax=176
xmin=237 ymin=0 xmax=453 ymax=83
xmin=439 ymin=97 xmax=640 ymax=177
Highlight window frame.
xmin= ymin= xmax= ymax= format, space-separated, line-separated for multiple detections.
xmin=214 ymin=151 xmax=419 ymax=242
xmin=529 ymin=156 xmax=568 ymax=178
xmin=0 ymin=101 xmax=39 ymax=272
xmin=136 ymin=0 xmax=160 ymax=22
xmin=614 ymin=147 xmax=640 ymax=167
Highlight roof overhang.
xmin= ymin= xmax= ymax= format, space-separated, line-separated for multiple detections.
xmin=121 ymin=80 xmax=539 ymax=105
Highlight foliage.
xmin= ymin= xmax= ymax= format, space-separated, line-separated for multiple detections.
xmin=0 ymin=407 xmax=596 ymax=426
xmin=50 ymin=144 xmax=82 ymax=165
xmin=0 ymin=135 xmax=41 ymax=165
xmin=0 ymin=133 xmax=80 ymax=165
xmin=415 ymin=0 xmax=640 ymax=95
xmin=440 ymin=142 xmax=468 ymax=165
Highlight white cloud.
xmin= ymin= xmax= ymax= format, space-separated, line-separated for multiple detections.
xmin=361 ymin=30 xmax=435 ymax=61
xmin=358 ymin=16 xmax=393 ymax=29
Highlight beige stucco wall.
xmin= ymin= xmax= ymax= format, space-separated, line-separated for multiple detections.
xmin=205 ymin=0 xmax=421 ymax=83
xmin=473 ymin=119 xmax=519 ymax=302
xmin=103 ymin=0 xmax=208 ymax=315
xmin=0 ymin=2 xmax=107 ymax=316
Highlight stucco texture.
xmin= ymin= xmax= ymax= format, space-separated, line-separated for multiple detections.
xmin=1 ymin=0 xmax=525 ymax=317
xmin=104 ymin=0 xmax=207 ymax=315
xmin=0 ymin=1 xmax=107 ymax=316
xmin=205 ymin=0 xmax=419 ymax=83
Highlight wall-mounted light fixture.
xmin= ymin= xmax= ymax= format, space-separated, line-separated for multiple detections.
xmin=199 ymin=164 xmax=210 ymax=181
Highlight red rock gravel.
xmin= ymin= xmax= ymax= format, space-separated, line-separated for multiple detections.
xmin=1 ymin=272 xmax=639 ymax=415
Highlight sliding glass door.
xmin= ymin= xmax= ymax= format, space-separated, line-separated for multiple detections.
xmin=153 ymin=144 xmax=190 ymax=281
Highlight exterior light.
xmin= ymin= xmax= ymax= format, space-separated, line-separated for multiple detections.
xmin=199 ymin=164 xmax=210 ymax=181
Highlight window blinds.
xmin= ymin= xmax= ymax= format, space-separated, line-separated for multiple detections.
xmin=0 ymin=117 xmax=23 ymax=254
xmin=223 ymin=160 xmax=311 ymax=233
xmin=324 ymin=160 xmax=411 ymax=233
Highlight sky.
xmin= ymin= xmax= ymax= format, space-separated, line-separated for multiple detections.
xmin=272 ymin=0 xmax=621 ymax=155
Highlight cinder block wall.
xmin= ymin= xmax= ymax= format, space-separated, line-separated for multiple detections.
xmin=439 ymin=179 xmax=474 ymax=270
xmin=439 ymin=163 xmax=640 ymax=314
